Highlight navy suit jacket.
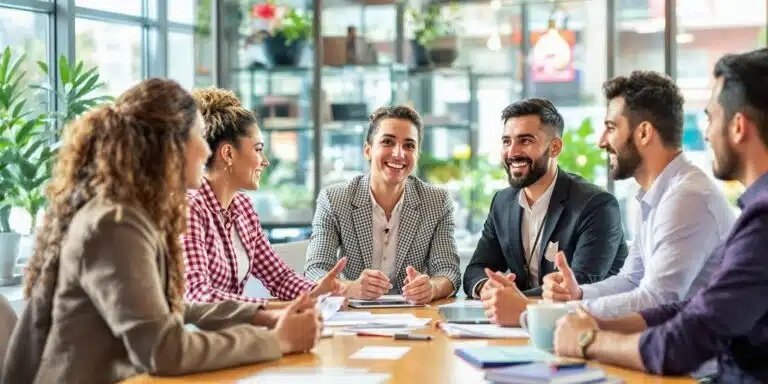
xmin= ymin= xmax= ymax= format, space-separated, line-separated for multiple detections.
xmin=463 ymin=168 xmax=628 ymax=296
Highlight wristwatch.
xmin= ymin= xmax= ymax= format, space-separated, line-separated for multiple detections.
xmin=578 ymin=329 xmax=597 ymax=359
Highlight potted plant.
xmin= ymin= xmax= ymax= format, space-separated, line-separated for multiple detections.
xmin=408 ymin=2 xmax=460 ymax=68
xmin=557 ymin=118 xmax=605 ymax=183
xmin=0 ymin=47 xmax=110 ymax=284
xmin=250 ymin=1 xmax=312 ymax=67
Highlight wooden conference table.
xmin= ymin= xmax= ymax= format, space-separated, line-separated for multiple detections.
xmin=124 ymin=298 xmax=695 ymax=384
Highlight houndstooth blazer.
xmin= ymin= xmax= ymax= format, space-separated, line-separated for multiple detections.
xmin=304 ymin=174 xmax=461 ymax=294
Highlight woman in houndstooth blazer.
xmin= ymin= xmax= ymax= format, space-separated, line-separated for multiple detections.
xmin=304 ymin=105 xmax=461 ymax=304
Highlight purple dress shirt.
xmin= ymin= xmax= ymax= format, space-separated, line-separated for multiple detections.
xmin=638 ymin=172 xmax=768 ymax=383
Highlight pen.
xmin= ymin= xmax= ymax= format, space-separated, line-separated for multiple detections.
xmin=393 ymin=333 xmax=432 ymax=341
xmin=444 ymin=320 xmax=490 ymax=325
xmin=356 ymin=331 xmax=394 ymax=337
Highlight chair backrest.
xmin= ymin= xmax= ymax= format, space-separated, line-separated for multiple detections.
xmin=0 ymin=294 xmax=18 ymax=377
xmin=271 ymin=240 xmax=310 ymax=275
xmin=243 ymin=240 xmax=311 ymax=299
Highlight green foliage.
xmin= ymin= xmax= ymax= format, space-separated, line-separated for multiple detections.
xmin=557 ymin=118 xmax=605 ymax=183
xmin=408 ymin=2 xmax=459 ymax=48
xmin=277 ymin=7 xmax=312 ymax=44
xmin=0 ymin=47 xmax=111 ymax=232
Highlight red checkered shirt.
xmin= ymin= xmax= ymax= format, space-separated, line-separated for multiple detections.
xmin=182 ymin=178 xmax=316 ymax=304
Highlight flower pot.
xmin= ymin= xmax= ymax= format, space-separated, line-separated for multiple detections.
xmin=427 ymin=36 xmax=458 ymax=67
xmin=0 ymin=232 xmax=21 ymax=287
xmin=410 ymin=39 xmax=431 ymax=68
xmin=262 ymin=34 xmax=308 ymax=67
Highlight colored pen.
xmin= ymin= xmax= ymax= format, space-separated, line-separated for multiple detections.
xmin=393 ymin=333 xmax=432 ymax=341
xmin=356 ymin=331 xmax=394 ymax=337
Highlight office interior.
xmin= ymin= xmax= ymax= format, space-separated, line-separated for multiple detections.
xmin=0 ymin=0 xmax=766 ymax=295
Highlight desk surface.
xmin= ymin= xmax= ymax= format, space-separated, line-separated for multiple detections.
xmin=123 ymin=299 xmax=695 ymax=384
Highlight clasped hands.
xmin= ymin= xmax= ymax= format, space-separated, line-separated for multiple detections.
xmin=345 ymin=265 xmax=437 ymax=304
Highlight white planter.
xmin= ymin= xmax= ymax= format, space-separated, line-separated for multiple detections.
xmin=0 ymin=232 xmax=21 ymax=286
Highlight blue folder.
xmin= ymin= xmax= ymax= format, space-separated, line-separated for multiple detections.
xmin=454 ymin=346 xmax=557 ymax=368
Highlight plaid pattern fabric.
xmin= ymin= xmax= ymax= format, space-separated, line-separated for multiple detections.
xmin=305 ymin=174 xmax=462 ymax=293
xmin=182 ymin=178 xmax=315 ymax=304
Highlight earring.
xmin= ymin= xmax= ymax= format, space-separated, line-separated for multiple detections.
xmin=226 ymin=162 xmax=233 ymax=174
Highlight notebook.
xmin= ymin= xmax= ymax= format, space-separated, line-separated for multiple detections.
xmin=454 ymin=346 xmax=556 ymax=368
xmin=485 ymin=362 xmax=606 ymax=383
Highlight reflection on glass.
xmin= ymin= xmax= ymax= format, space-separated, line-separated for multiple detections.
xmin=615 ymin=0 xmax=665 ymax=74
xmin=75 ymin=0 xmax=142 ymax=16
xmin=676 ymin=0 xmax=766 ymax=209
xmin=75 ymin=19 xmax=142 ymax=98
xmin=0 ymin=8 xmax=49 ymax=113
xmin=168 ymin=31 xmax=214 ymax=90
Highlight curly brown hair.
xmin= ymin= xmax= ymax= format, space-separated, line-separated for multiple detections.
xmin=23 ymin=78 xmax=198 ymax=314
xmin=191 ymin=87 xmax=258 ymax=168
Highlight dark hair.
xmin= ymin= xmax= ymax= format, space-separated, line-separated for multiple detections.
xmin=191 ymin=87 xmax=258 ymax=167
xmin=713 ymin=48 xmax=768 ymax=148
xmin=602 ymin=71 xmax=684 ymax=148
xmin=501 ymin=97 xmax=564 ymax=137
xmin=366 ymin=105 xmax=424 ymax=145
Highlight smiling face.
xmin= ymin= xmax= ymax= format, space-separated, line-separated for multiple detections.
xmin=501 ymin=114 xmax=559 ymax=188
xmin=364 ymin=118 xmax=419 ymax=187
xmin=227 ymin=124 xmax=269 ymax=191
xmin=600 ymin=97 xmax=643 ymax=180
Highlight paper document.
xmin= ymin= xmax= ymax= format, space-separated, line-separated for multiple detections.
xmin=237 ymin=368 xmax=390 ymax=384
xmin=315 ymin=293 xmax=345 ymax=320
xmin=350 ymin=346 xmax=411 ymax=360
xmin=438 ymin=300 xmax=484 ymax=308
xmin=439 ymin=323 xmax=529 ymax=339
xmin=325 ymin=312 xmax=431 ymax=327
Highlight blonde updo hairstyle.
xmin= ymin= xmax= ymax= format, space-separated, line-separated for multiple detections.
xmin=191 ymin=87 xmax=259 ymax=168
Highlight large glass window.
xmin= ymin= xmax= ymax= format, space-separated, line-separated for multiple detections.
xmin=0 ymin=8 xmax=49 ymax=111
xmin=616 ymin=0 xmax=665 ymax=74
xmin=167 ymin=0 xmax=214 ymax=90
xmin=75 ymin=0 xmax=142 ymax=16
xmin=75 ymin=18 xmax=142 ymax=97
xmin=677 ymin=0 xmax=766 ymax=208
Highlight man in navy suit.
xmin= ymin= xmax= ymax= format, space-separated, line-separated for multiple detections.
xmin=463 ymin=98 xmax=628 ymax=309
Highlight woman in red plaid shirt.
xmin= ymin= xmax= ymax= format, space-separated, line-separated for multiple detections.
xmin=181 ymin=88 xmax=345 ymax=308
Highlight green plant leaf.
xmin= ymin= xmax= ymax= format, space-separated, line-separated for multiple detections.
xmin=0 ymin=47 xmax=10 ymax=84
xmin=36 ymin=60 xmax=48 ymax=75
xmin=15 ymin=118 xmax=40 ymax=144
xmin=58 ymin=55 xmax=71 ymax=85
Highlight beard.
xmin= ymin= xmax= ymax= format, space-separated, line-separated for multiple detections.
xmin=712 ymin=126 xmax=740 ymax=181
xmin=607 ymin=135 xmax=643 ymax=180
xmin=505 ymin=146 xmax=551 ymax=189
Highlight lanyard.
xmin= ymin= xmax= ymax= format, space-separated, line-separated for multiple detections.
xmin=524 ymin=214 xmax=548 ymax=274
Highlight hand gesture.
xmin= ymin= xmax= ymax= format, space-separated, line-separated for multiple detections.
xmin=402 ymin=266 xmax=435 ymax=304
xmin=272 ymin=292 xmax=323 ymax=354
xmin=311 ymin=257 xmax=348 ymax=297
xmin=348 ymin=269 xmax=392 ymax=299
xmin=480 ymin=268 xmax=530 ymax=326
xmin=542 ymin=252 xmax=582 ymax=301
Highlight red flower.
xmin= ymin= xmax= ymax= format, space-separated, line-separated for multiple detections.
xmin=252 ymin=3 xmax=277 ymax=19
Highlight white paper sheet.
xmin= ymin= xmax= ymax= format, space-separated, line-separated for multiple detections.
xmin=349 ymin=346 xmax=411 ymax=360
xmin=438 ymin=300 xmax=484 ymax=308
xmin=325 ymin=312 xmax=431 ymax=327
xmin=315 ymin=293 xmax=345 ymax=321
xmin=439 ymin=323 xmax=529 ymax=339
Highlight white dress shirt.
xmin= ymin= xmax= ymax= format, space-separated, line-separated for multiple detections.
xmin=370 ymin=189 xmax=404 ymax=281
xmin=581 ymin=154 xmax=736 ymax=318
xmin=220 ymin=211 xmax=250 ymax=282
xmin=519 ymin=168 xmax=558 ymax=288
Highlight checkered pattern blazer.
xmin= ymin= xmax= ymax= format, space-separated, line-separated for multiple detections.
xmin=304 ymin=174 xmax=461 ymax=293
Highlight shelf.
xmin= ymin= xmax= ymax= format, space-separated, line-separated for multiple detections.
xmin=234 ymin=63 xmax=408 ymax=75
xmin=260 ymin=119 xmax=369 ymax=133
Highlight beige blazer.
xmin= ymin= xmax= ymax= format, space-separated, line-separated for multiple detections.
xmin=2 ymin=200 xmax=282 ymax=384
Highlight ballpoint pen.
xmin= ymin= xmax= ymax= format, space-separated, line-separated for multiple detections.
xmin=393 ymin=333 xmax=432 ymax=341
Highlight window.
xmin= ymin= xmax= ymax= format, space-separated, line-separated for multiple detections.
xmin=677 ymin=0 xmax=766 ymax=207
xmin=616 ymin=0 xmax=665 ymax=74
xmin=75 ymin=0 xmax=142 ymax=16
xmin=167 ymin=0 xmax=214 ymax=90
xmin=0 ymin=8 xmax=49 ymax=112
xmin=75 ymin=18 xmax=142 ymax=97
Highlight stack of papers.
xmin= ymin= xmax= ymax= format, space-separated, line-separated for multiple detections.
xmin=237 ymin=368 xmax=390 ymax=384
xmin=325 ymin=312 xmax=431 ymax=327
xmin=439 ymin=322 xmax=529 ymax=339
xmin=315 ymin=293 xmax=345 ymax=320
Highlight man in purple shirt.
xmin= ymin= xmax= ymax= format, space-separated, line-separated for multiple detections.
xmin=552 ymin=48 xmax=768 ymax=383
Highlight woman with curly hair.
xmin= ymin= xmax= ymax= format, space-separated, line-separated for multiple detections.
xmin=2 ymin=79 xmax=322 ymax=384
xmin=182 ymin=87 xmax=345 ymax=307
